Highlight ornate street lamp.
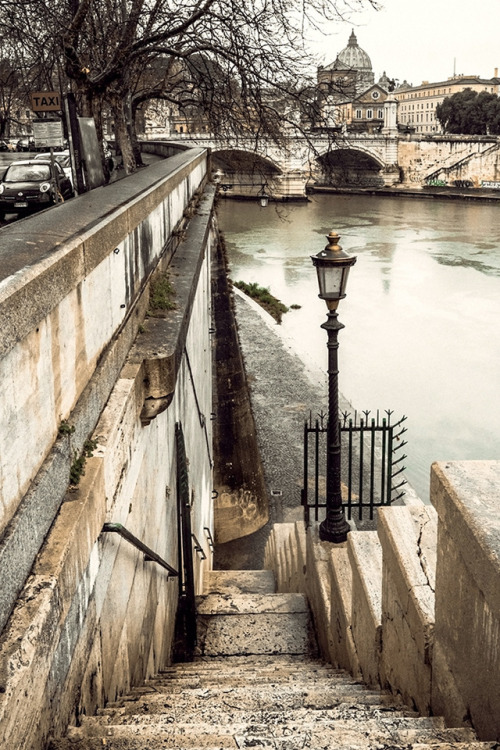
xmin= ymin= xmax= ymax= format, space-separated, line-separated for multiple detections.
xmin=311 ymin=231 xmax=357 ymax=543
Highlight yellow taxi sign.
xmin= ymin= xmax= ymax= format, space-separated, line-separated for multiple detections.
xmin=30 ymin=92 xmax=61 ymax=112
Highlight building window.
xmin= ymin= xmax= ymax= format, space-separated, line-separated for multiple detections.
xmin=367 ymin=109 xmax=373 ymax=119
xmin=355 ymin=109 xmax=362 ymax=119
xmin=378 ymin=109 xmax=383 ymax=119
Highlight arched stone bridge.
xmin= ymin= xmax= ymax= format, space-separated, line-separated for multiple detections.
xmin=166 ymin=131 xmax=500 ymax=197
xmin=169 ymin=132 xmax=400 ymax=198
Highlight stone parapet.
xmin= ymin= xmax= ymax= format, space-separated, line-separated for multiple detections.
xmin=431 ymin=461 xmax=500 ymax=741
xmin=378 ymin=504 xmax=437 ymax=714
xmin=0 ymin=148 xmax=207 ymax=635
xmin=348 ymin=531 xmax=383 ymax=687
xmin=328 ymin=545 xmax=361 ymax=678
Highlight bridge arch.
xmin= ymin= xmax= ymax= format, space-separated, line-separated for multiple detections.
xmin=316 ymin=146 xmax=386 ymax=188
xmin=211 ymin=149 xmax=282 ymax=199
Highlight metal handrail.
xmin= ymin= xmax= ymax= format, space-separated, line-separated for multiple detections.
xmin=191 ymin=533 xmax=207 ymax=560
xmin=204 ymin=526 xmax=215 ymax=551
xmin=102 ymin=522 xmax=179 ymax=577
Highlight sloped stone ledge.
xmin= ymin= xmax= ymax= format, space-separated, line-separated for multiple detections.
xmin=125 ymin=187 xmax=216 ymax=424
xmin=378 ymin=504 xmax=437 ymax=715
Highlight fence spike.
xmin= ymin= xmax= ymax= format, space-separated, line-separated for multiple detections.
xmin=391 ymin=467 xmax=407 ymax=479
xmin=392 ymin=454 xmax=407 ymax=466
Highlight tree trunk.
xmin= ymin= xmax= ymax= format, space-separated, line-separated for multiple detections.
xmin=110 ymin=93 xmax=136 ymax=174
xmin=91 ymin=96 xmax=112 ymax=183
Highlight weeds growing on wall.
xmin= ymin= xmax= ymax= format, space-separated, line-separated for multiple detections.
xmin=149 ymin=272 xmax=176 ymax=314
xmin=69 ymin=439 xmax=99 ymax=486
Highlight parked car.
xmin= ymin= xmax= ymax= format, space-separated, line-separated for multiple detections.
xmin=34 ymin=150 xmax=73 ymax=186
xmin=0 ymin=159 xmax=74 ymax=220
xmin=0 ymin=140 xmax=8 ymax=152
xmin=16 ymin=137 xmax=36 ymax=152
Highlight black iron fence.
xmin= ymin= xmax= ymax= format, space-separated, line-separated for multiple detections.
xmin=302 ymin=409 xmax=407 ymax=524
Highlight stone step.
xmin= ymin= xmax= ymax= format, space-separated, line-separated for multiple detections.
xmin=109 ymin=680 xmax=381 ymax=702
xmin=49 ymin=738 xmax=499 ymax=750
xmin=154 ymin=660 xmax=353 ymax=681
xmin=196 ymin=611 xmax=317 ymax=656
xmin=159 ymin=652 xmax=339 ymax=671
xmin=148 ymin=673 xmax=360 ymax=690
xmin=63 ymin=717 xmax=477 ymax=747
xmin=197 ymin=592 xmax=307 ymax=615
xmin=92 ymin=697 xmax=420 ymax=724
xmin=125 ymin=672 xmax=366 ymax=692
xmin=96 ymin=691 xmax=410 ymax=724
xmin=203 ymin=570 xmax=276 ymax=595
xmin=120 ymin=675 xmax=393 ymax=698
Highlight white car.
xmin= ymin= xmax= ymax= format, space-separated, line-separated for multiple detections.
xmin=34 ymin=151 xmax=73 ymax=187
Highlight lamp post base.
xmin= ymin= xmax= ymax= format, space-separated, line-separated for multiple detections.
xmin=319 ymin=513 xmax=350 ymax=544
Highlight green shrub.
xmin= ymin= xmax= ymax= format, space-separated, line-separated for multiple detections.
xmin=234 ymin=280 xmax=289 ymax=323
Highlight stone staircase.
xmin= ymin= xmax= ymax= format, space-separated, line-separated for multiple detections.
xmin=48 ymin=571 xmax=496 ymax=750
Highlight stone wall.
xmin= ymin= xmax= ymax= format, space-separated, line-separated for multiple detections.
xmin=211 ymin=234 xmax=269 ymax=542
xmin=398 ymin=136 xmax=500 ymax=186
xmin=431 ymin=461 xmax=500 ymax=741
xmin=265 ymin=461 xmax=500 ymax=741
xmin=0 ymin=147 xmax=216 ymax=749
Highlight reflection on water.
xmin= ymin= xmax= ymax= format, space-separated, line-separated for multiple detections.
xmin=218 ymin=193 xmax=500 ymax=501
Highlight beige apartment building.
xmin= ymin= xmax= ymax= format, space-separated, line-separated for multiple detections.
xmin=394 ymin=73 xmax=500 ymax=134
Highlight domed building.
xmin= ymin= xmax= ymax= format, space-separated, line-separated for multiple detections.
xmin=317 ymin=30 xmax=375 ymax=99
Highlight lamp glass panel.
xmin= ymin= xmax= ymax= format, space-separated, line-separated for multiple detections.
xmin=339 ymin=267 xmax=351 ymax=296
xmin=316 ymin=264 xmax=345 ymax=299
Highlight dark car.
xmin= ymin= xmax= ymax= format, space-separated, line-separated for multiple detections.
xmin=0 ymin=159 xmax=74 ymax=220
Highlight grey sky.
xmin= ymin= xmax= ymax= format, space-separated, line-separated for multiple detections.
xmin=310 ymin=0 xmax=500 ymax=86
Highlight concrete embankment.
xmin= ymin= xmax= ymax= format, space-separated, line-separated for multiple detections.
xmin=310 ymin=185 xmax=500 ymax=202
xmin=214 ymin=290 xmax=348 ymax=570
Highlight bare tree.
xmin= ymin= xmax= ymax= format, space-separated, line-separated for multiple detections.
xmin=0 ymin=0 xmax=377 ymax=172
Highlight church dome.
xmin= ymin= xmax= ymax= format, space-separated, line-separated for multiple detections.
xmin=335 ymin=30 xmax=372 ymax=72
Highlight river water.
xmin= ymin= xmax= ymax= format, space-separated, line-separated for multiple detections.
xmin=217 ymin=193 xmax=500 ymax=501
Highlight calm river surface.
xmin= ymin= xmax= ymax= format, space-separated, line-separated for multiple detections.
xmin=217 ymin=193 xmax=500 ymax=501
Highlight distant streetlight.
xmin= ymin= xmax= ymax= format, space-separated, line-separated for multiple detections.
xmin=258 ymin=183 xmax=269 ymax=207
xmin=311 ymin=231 xmax=357 ymax=543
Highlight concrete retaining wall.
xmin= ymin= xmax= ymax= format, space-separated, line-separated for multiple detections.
xmin=398 ymin=136 xmax=500 ymax=185
xmin=265 ymin=461 xmax=500 ymax=740
xmin=0 ymin=147 xmax=215 ymax=749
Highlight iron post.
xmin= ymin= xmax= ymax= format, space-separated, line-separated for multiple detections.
xmin=311 ymin=231 xmax=356 ymax=543
xmin=320 ymin=310 xmax=350 ymax=542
